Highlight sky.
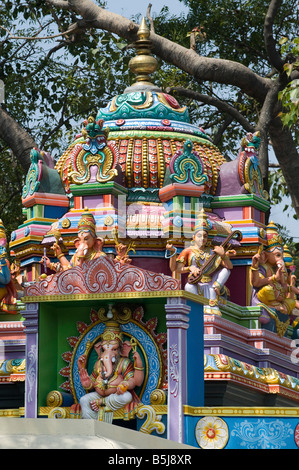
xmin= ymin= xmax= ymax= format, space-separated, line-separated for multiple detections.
xmin=106 ymin=0 xmax=187 ymax=17
xmin=105 ymin=0 xmax=299 ymax=239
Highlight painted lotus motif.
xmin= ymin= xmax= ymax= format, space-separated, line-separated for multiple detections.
xmin=195 ymin=416 xmax=229 ymax=449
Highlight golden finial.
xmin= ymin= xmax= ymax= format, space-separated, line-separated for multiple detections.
xmin=128 ymin=17 xmax=158 ymax=89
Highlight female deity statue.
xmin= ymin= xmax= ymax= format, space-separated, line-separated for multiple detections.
xmin=166 ymin=210 xmax=234 ymax=314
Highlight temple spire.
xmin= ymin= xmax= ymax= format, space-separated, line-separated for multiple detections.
xmin=125 ymin=17 xmax=160 ymax=92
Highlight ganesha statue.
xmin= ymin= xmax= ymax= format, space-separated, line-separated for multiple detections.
xmin=78 ymin=320 xmax=144 ymax=422
xmin=250 ymin=221 xmax=299 ymax=336
xmin=41 ymin=210 xmax=105 ymax=272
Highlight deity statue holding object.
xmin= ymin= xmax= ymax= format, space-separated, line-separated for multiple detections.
xmin=77 ymin=321 xmax=144 ymax=422
xmin=41 ymin=210 xmax=105 ymax=272
xmin=0 ymin=221 xmax=19 ymax=312
xmin=10 ymin=258 xmax=24 ymax=298
xmin=114 ymin=237 xmax=136 ymax=265
xmin=166 ymin=209 xmax=235 ymax=315
xmin=250 ymin=222 xmax=299 ymax=333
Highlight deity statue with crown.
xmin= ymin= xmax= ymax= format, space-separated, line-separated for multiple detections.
xmin=77 ymin=320 xmax=144 ymax=423
xmin=41 ymin=210 xmax=106 ymax=272
xmin=166 ymin=209 xmax=235 ymax=315
xmin=0 ymin=220 xmax=20 ymax=313
xmin=250 ymin=221 xmax=299 ymax=335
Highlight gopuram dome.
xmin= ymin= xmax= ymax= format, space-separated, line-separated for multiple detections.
xmin=55 ymin=17 xmax=226 ymax=202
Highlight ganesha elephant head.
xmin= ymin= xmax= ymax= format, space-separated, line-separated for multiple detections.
xmin=74 ymin=210 xmax=104 ymax=258
xmin=74 ymin=231 xmax=104 ymax=258
xmin=259 ymin=247 xmax=285 ymax=270
xmin=93 ymin=323 xmax=144 ymax=387
xmin=94 ymin=339 xmax=122 ymax=378
xmin=94 ymin=337 xmax=136 ymax=377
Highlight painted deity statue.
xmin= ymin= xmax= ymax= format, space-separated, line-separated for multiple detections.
xmin=41 ymin=210 xmax=105 ymax=272
xmin=10 ymin=259 xmax=24 ymax=299
xmin=114 ymin=239 xmax=136 ymax=265
xmin=166 ymin=210 xmax=234 ymax=314
xmin=250 ymin=221 xmax=299 ymax=334
xmin=0 ymin=221 xmax=19 ymax=312
xmin=78 ymin=321 xmax=144 ymax=422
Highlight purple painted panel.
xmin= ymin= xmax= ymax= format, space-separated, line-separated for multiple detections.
xmin=23 ymin=303 xmax=39 ymax=419
xmin=83 ymin=194 xmax=103 ymax=207
xmin=166 ymin=297 xmax=190 ymax=444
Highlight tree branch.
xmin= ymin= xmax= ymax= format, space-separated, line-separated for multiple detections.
xmin=0 ymin=21 xmax=82 ymax=41
xmin=40 ymin=89 xmax=71 ymax=148
xmin=166 ymin=86 xmax=255 ymax=132
xmin=48 ymin=0 xmax=271 ymax=103
xmin=212 ymin=115 xmax=234 ymax=147
xmin=264 ymin=0 xmax=284 ymax=72
xmin=255 ymin=76 xmax=284 ymax=179
xmin=23 ymin=42 xmax=67 ymax=81
xmin=45 ymin=0 xmax=71 ymax=10
xmin=146 ymin=3 xmax=155 ymax=34
xmin=269 ymin=115 xmax=299 ymax=215
xmin=0 ymin=106 xmax=36 ymax=172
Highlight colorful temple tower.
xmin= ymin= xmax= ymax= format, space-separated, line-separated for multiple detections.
xmin=1 ymin=18 xmax=299 ymax=449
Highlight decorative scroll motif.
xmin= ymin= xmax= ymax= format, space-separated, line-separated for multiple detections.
xmin=56 ymin=128 xmax=225 ymax=194
xmin=231 ymin=419 xmax=293 ymax=449
xmin=169 ymin=344 xmax=179 ymax=397
xmin=195 ymin=416 xmax=229 ymax=449
xmin=137 ymin=405 xmax=166 ymax=435
xmin=25 ymin=256 xmax=180 ymax=297
xmin=238 ymin=132 xmax=268 ymax=200
xmin=97 ymin=91 xmax=189 ymax=122
xmin=149 ymin=388 xmax=166 ymax=405
xmin=68 ymin=117 xmax=118 ymax=185
xmin=48 ymin=407 xmax=69 ymax=419
xmin=22 ymin=148 xmax=43 ymax=198
xmin=47 ymin=390 xmax=64 ymax=408
xmin=243 ymin=160 xmax=269 ymax=199
xmin=0 ymin=359 xmax=25 ymax=377
xmin=55 ymin=116 xmax=118 ymax=192
xmin=27 ymin=344 xmax=37 ymax=403
xmin=169 ymin=140 xmax=208 ymax=187
xmin=111 ymin=92 xmax=154 ymax=111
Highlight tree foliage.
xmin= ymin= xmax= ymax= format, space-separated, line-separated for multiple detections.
xmin=278 ymin=37 xmax=299 ymax=137
xmin=0 ymin=0 xmax=298 ymax=236
xmin=0 ymin=0 xmax=132 ymax=230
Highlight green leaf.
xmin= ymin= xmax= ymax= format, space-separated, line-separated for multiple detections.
xmin=279 ymin=37 xmax=288 ymax=45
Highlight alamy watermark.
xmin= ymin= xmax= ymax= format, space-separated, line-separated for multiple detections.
xmin=97 ymin=195 xmax=204 ymax=241
xmin=0 ymin=80 xmax=4 ymax=104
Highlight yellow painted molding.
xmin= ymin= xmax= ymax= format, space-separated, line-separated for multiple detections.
xmin=183 ymin=406 xmax=299 ymax=417
xmin=24 ymin=289 xmax=207 ymax=304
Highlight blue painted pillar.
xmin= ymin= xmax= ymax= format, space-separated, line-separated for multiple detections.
xmin=186 ymin=299 xmax=205 ymax=405
xmin=23 ymin=302 xmax=39 ymax=418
